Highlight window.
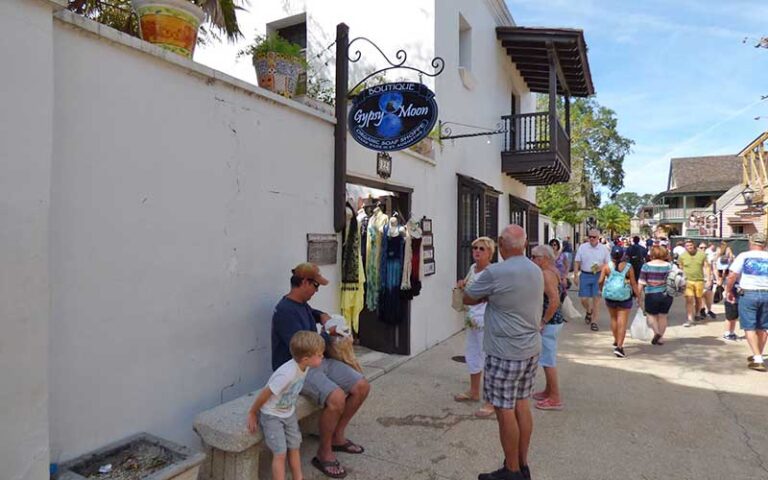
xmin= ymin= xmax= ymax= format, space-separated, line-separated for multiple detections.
xmin=509 ymin=195 xmax=540 ymax=256
xmin=459 ymin=14 xmax=472 ymax=71
xmin=732 ymin=225 xmax=745 ymax=234
xmin=267 ymin=14 xmax=307 ymax=96
xmin=457 ymin=176 xmax=499 ymax=279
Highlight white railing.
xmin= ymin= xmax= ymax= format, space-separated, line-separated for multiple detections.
xmin=660 ymin=208 xmax=686 ymax=220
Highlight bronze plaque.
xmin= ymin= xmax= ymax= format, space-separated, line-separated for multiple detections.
xmin=307 ymin=234 xmax=338 ymax=265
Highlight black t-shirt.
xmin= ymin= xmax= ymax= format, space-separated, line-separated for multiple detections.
xmin=271 ymin=296 xmax=327 ymax=371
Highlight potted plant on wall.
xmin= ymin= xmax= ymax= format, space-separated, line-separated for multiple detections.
xmin=239 ymin=34 xmax=307 ymax=98
xmin=67 ymin=1 xmax=244 ymax=59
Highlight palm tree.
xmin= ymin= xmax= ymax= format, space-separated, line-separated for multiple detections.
xmin=67 ymin=0 xmax=246 ymax=42
xmin=596 ymin=204 xmax=631 ymax=239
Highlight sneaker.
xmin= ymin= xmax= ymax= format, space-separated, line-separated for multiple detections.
xmin=723 ymin=332 xmax=738 ymax=341
xmin=748 ymin=361 xmax=767 ymax=372
xmin=478 ymin=467 xmax=525 ymax=480
xmin=707 ymin=310 xmax=717 ymax=319
xmin=613 ymin=346 xmax=626 ymax=358
xmin=521 ymin=465 xmax=531 ymax=480
xmin=699 ymin=308 xmax=706 ymax=317
xmin=683 ymin=321 xmax=692 ymax=328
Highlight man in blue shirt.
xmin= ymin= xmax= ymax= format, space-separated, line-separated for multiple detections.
xmin=272 ymin=262 xmax=370 ymax=478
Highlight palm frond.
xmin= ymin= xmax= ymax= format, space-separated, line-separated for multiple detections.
xmin=195 ymin=0 xmax=247 ymax=42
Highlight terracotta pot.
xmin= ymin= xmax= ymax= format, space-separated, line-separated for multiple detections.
xmin=132 ymin=0 xmax=205 ymax=59
xmin=253 ymin=52 xmax=303 ymax=98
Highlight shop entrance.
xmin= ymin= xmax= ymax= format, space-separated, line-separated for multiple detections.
xmin=345 ymin=176 xmax=413 ymax=355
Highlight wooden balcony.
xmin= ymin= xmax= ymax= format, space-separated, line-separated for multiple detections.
xmin=501 ymin=112 xmax=571 ymax=185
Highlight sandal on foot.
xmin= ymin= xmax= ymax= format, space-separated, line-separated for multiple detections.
xmin=311 ymin=457 xmax=347 ymax=478
xmin=535 ymin=398 xmax=564 ymax=411
xmin=331 ymin=440 xmax=365 ymax=454
xmin=590 ymin=322 xmax=599 ymax=331
xmin=474 ymin=405 xmax=495 ymax=418
xmin=453 ymin=392 xmax=479 ymax=402
xmin=584 ymin=312 xmax=592 ymax=325
xmin=532 ymin=391 xmax=549 ymax=401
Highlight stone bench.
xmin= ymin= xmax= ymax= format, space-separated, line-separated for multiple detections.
xmin=193 ymin=388 xmax=321 ymax=480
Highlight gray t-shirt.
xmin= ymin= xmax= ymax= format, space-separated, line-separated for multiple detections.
xmin=464 ymin=255 xmax=543 ymax=360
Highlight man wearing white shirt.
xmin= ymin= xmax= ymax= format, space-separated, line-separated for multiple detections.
xmin=726 ymin=233 xmax=768 ymax=372
xmin=573 ymin=229 xmax=610 ymax=332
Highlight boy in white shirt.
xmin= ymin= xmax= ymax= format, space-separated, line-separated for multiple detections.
xmin=247 ymin=331 xmax=325 ymax=480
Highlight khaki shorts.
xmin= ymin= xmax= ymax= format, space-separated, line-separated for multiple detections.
xmin=685 ymin=281 xmax=705 ymax=298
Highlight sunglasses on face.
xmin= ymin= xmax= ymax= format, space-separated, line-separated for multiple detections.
xmin=306 ymin=279 xmax=320 ymax=288
xmin=472 ymin=246 xmax=486 ymax=251
xmin=589 ymin=236 xmax=598 ymax=239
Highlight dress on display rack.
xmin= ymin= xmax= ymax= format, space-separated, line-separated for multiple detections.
xmin=379 ymin=218 xmax=405 ymax=324
xmin=340 ymin=203 xmax=365 ymax=333
xmin=401 ymin=217 xmax=423 ymax=300
xmin=365 ymin=207 xmax=389 ymax=311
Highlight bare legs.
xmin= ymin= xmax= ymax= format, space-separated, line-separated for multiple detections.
xmin=495 ymin=398 xmax=533 ymax=473
xmin=581 ymin=296 xmax=600 ymax=325
xmin=316 ymin=379 xmax=370 ymax=474
xmin=745 ymin=330 xmax=767 ymax=358
xmin=685 ymin=295 xmax=703 ymax=323
xmin=541 ymin=367 xmax=561 ymax=403
xmin=647 ymin=313 xmax=668 ymax=341
xmin=608 ymin=307 xmax=629 ymax=348
xmin=469 ymin=371 xmax=481 ymax=400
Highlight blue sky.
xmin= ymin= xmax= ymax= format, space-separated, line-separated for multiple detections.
xmin=505 ymin=0 xmax=768 ymax=195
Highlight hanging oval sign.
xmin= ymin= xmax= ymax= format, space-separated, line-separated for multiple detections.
xmin=348 ymin=82 xmax=438 ymax=152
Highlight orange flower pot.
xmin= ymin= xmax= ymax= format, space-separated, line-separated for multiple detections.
xmin=132 ymin=0 xmax=205 ymax=58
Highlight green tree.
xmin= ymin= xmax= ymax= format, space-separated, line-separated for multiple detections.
xmin=536 ymin=96 xmax=634 ymax=210
xmin=612 ymin=192 xmax=655 ymax=217
xmin=536 ymin=183 xmax=586 ymax=226
xmin=596 ymin=203 xmax=631 ymax=237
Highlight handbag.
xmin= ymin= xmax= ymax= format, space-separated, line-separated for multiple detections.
xmin=452 ymin=287 xmax=466 ymax=312
xmin=561 ymin=296 xmax=581 ymax=322
xmin=714 ymin=285 xmax=724 ymax=303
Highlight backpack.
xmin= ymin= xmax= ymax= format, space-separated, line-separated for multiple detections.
xmin=665 ymin=265 xmax=686 ymax=297
xmin=602 ymin=262 xmax=632 ymax=301
xmin=627 ymin=244 xmax=646 ymax=275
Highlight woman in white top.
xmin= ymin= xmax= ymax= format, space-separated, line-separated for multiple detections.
xmin=454 ymin=236 xmax=495 ymax=417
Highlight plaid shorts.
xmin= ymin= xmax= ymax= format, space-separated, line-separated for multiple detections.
xmin=483 ymin=354 xmax=539 ymax=409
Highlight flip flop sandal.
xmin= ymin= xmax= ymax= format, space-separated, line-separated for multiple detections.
xmin=590 ymin=322 xmax=599 ymax=331
xmin=474 ymin=406 xmax=495 ymax=418
xmin=454 ymin=392 xmax=479 ymax=402
xmin=312 ymin=457 xmax=348 ymax=478
xmin=535 ymin=398 xmax=564 ymax=411
xmin=331 ymin=440 xmax=365 ymax=454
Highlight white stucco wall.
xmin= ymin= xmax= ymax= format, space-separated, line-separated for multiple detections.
xmin=0 ymin=1 xmax=61 ymax=478
xmin=49 ymin=16 xmax=336 ymax=460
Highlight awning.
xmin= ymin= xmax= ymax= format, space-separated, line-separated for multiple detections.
xmin=496 ymin=26 xmax=595 ymax=97
xmin=727 ymin=217 xmax=759 ymax=225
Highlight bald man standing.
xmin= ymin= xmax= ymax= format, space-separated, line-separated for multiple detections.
xmin=464 ymin=224 xmax=544 ymax=480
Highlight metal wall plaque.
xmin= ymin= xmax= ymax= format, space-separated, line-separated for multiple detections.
xmin=307 ymin=234 xmax=338 ymax=265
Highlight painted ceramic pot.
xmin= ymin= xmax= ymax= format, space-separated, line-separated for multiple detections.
xmin=253 ymin=52 xmax=303 ymax=98
xmin=132 ymin=0 xmax=205 ymax=58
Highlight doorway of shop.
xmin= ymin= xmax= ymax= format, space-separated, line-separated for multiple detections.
xmin=346 ymin=176 xmax=412 ymax=355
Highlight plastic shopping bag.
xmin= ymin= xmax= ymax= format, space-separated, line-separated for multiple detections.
xmin=561 ymin=296 xmax=581 ymax=322
xmin=630 ymin=309 xmax=652 ymax=341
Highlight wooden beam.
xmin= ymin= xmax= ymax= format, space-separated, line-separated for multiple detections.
xmin=547 ymin=42 xmax=571 ymax=96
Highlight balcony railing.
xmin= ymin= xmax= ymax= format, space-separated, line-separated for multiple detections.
xmin=659 ymin=208 xmax=687 ymax=220
xmin=500 ymin=112 xmax=571 ymax=185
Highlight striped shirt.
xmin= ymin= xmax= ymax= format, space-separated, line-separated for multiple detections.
xmin=639 ymin=262 xmax=672 ymax=294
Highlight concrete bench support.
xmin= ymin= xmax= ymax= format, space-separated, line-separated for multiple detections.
xmin=193 ymin=389 xmax=321 ymax=480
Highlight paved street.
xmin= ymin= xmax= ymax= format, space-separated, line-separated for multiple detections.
xmin=294 ymin=292 xmax=768 ymax=480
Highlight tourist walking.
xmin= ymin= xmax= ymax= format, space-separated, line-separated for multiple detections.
xmin=626 ymin=236 xmax=647 ymax=281
xmin=464 ymin=225 xmax=543 ymax=480
xmin=562 ymin=236 xmax=574 ymax=272
xmin=638 ymin=246 xmax=674 ymax=345
xmin=549 ymin=238 xmax=570 ymax=296
xmin=531 ymin=245 xmax=565 ymax=411
xmin=714 ymin=241 xmax=735 ymax=287
xmin=574 ymin=229 xmax=610 ymax=332
xmin=699 ymin=242 xmax=717 ymax=319
xmin=672 ymin=240 xmax=686 ymax=260
xmin=454 ymin=236 xmax=495 ymax=418
xmin=679 ymin=239 xmax=712 ymax=327
xmin=726 ymin=233 xmax=768 ymax=372
xmin=599 ymin=246 xmax=642 ymax=358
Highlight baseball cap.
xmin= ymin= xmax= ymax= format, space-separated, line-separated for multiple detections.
xmin=750 ymin=233 xmax=767 ymax=246
xmin=610 ymin=245 xmax=624 ymax=257
xmin=291 ymin=262 xmax=329 ymax=285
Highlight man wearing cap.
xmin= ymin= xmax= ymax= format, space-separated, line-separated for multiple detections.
xmin=726 ymin=234 xmax=768 ymax=372
xmin=573 ymin=229 xmax=610 ymax=331
xmin=272 ymin=262 xmax=370 ymax=478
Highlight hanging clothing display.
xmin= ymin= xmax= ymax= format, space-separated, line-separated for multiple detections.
xmin=379 ymin=219 xmax=405 ymax=324
xmin=340 ymin=203 xmax=365 ymax=333
xmin=401 ymin=217 xmax=422 ymax=300
xmin=365 ymin=208 xmax=388 ymax=311
xmin=401 ymin=217 xmax=422 ymax=290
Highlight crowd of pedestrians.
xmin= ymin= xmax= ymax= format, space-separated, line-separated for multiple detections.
xmin=249 ymin=226 xmax=768 ymax=480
